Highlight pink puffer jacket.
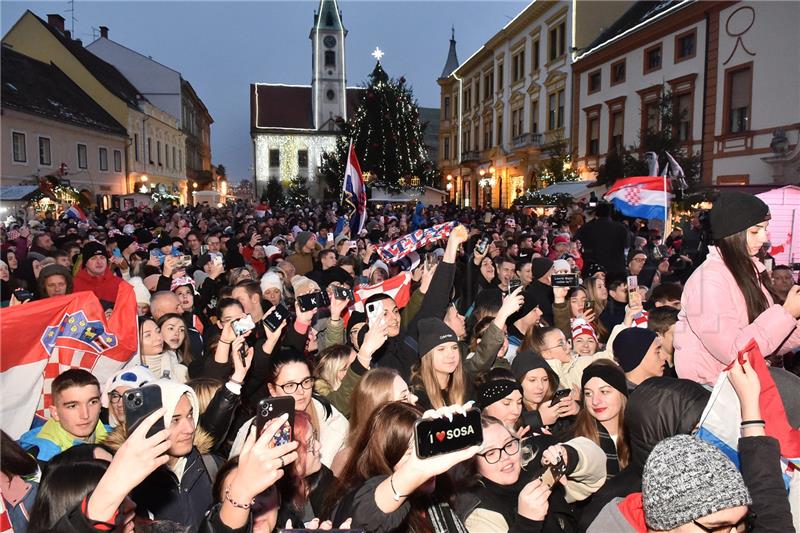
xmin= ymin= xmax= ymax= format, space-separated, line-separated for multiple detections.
xmin=674 ymin=246 xmax=800 ymax=385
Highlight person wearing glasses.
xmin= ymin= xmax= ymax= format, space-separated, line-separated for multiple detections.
xmin=101 ymin=366 xmax=156 ymax=427
xmin=229 ymin=350 xmax=348 ymax=468
xmin=464 ymin=416 xmax=607 ymax=532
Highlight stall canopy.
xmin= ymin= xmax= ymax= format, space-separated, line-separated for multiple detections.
xmin=0 ymin=185 xmax=39 ymax=201
xmin=369 ymin=186 xmax=447 ymax=206
xmin=534 ymin=180 xmax=599 ymax=202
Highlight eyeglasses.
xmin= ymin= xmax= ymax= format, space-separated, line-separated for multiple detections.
xmin=108 ymin=392 xmax=124 ymax=404
xmin=275 ymin=377 xmax=314 ymax=394
xmin=543 ymin=339 xmax=569 ymax=351
xmin=692 ymin=511 xmax=755 ymax=533
xmin=478 ymin=438 xmax=520 ymax=464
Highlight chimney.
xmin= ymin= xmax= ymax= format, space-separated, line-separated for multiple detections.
xmin=74 ymin=38 xmax=82 ymax=47
xmin=64 ymin=30 xmax=71 ymax=40
xmin=99 ymin=26 xmax=108 ymax=39
xmin=47 ymin=14 xmax=65 ymax=33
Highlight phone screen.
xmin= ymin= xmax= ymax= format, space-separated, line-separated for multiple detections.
xmin=264 ymin=304 xmax=289 ymax=332
xmin=254 ymin=397 xmax=295 ymax=449
xmin=414 ymin=408 xmax=483 ymax=459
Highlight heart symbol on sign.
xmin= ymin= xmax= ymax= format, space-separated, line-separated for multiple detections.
xmin=435 ymin=431 xmax=446 ymax=442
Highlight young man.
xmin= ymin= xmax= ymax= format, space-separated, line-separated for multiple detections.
xmin=19 ymin=369 xmax=108 ymax=461
xmin=612 ymin=328 xmax=667 ymax=391
xmin=494 ymin=256 xmax=516 ymax=294
xmin=772 ymin=265 xmax=796 ymax=302
xmin=73 ymin=241 xmax=122 ymax=303
xmin=648 ymin=306 xmax=680 ymax=376
xmin=599 ymin=276 xmax=629 ymax=332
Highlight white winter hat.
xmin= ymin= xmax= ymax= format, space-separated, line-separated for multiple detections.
xmin=102 ymin=366 xmax=156 ymax=426
xmin=127 ymin=276 xmax=151 ymax=306
xmin=553 ymin=259 xmax=571 ymax=273
xmin=260 ymin=271 xmax=284 ymax=294
xmin=264 ymin=245 xmax=282 ymax=260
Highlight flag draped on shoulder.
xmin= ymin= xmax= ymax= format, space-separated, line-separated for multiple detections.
xmin=378 ymin=221 xmax=456 ymax=263
xmin=66 ymin=204 xmax=87 ymax=222
xmin=343 ymin=143 xmax=367 ymax=236
xmin=0 ymin=283 xmax=139 ymax=438
xmin=352 ymin=271 xmax=412 ymax=313
xmin=604 ymin=176 xmax=670 ymax=220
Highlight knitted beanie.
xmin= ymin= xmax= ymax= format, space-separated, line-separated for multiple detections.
xmin=82 ymin=241 xmax=107 ymax=260
xmin=296 ymin=231 xmax=314 ymax=250
xmin=510 ymin=349 xmax=550 ymax=382
xmin=571 ymin=318 xmax=597 ymax=342
xmin=613 ymin=327 xmax=658 ymax=372
xmin=643 ymin=435 xmax=751 ymax=530
xmin=532 ymin=257 xmax=554 ymax=280
xmin=417 ymin=317 xmax=458 ymax=356
xmin=710 ymin=191 xmax=770 ymax=240
xmin=477 ymin=379 xmax=521 ymax=409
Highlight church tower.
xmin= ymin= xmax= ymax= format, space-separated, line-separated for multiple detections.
xmin=311 ymin=0 xmax=347 ymax=131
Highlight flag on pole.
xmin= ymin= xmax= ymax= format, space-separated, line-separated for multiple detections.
xmin=65 ymin=204 xmax=87 ymax=222
xmin=0 ymin=284 xmax=139 ymax=438
xmin=343 ymin=143 xmax=367 ymax=236
xmin=604 ymin=176 xmax=671 ymax=221
xmin=377 ymin=221 xmax=456 ymax=263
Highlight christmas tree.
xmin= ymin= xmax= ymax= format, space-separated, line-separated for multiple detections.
xmin=320 ymin=57 xmax=436 ymax=196
xmin=286 ymin=174 xmax=309 ymax=207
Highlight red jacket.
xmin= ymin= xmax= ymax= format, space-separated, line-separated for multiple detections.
xmin=241 ymin=245 xmax=268 ymax=276
xmin=73 ymin=268 xmax=123 ymax=303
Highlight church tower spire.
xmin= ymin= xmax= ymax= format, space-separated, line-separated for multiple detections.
xmin=311 ymin=0 xmax=347 ymax=130
xmin=439 ymin=26 xmax=460 ymax=79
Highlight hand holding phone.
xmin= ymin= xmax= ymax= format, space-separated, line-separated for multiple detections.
xmin=365 ymin=300 xmax=384 ymax=326
xmin=549 ymin=389 xmax=572 ymax=407
xmin=124 ymin=385 xmax=165 ymax=439
xmin=253 ymin=397 xmax=295 ymax=448
xmin=232 ymin=314 xmax=256 ymax=336
xmin=264 ymin=303 xmax=290 ymax=332
xmin=414 ymin=404 xmax=483 ymax=459
xmin=539 ymin=455 xmax=567 ymax=489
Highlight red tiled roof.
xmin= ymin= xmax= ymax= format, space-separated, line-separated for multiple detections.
xmin=250 ymin=84 xmax=363 ymax=132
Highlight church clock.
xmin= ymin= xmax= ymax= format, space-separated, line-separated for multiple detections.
xmin=323 ymin=35 xmax=336 ymax=48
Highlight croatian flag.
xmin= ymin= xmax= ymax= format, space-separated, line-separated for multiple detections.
xmin=352 ymin=271 xmax=412 ymax=313
xmin=378 ymin=221 xmax=456 ymax=263
xmin=604 ymin=176 xmax=670 ymax=220
xmin=0 ymin=284 xmax=138 ymax=438
xmin=697 ymin=340 xmax=800 ymax=510
xmin=343 ymin=143 xmax=367 ymax=236
xmin=66 ymin=204 xmax=87 ymax=222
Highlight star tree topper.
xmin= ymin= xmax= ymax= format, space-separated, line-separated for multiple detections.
xmin=371 ymin=47 xmax=384 ymax=61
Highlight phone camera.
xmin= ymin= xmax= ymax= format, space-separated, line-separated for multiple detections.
xmin=133 ymin=398 xmax=143 ymax=407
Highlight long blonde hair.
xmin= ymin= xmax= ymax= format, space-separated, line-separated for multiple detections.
xmin=314 ymin=344 xmax=351 ymax=391
xmin=411 ymin=347 xmax=466 ymax=409
xmin=187 ymin=378 xmax=223 ymax=415
xmin=346 ymin=368 xmax=399 ymax=446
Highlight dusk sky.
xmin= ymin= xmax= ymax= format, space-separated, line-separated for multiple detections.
xmin=2 ymin=1 xmax=527 ymax=182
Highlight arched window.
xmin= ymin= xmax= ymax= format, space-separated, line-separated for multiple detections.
xmin=325 ymin=51 xmax=335 ymax=67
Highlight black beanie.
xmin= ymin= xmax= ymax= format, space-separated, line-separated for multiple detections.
xmin=581 ymin=361 xmax=629 ymax=397
xmin=82 ymin=241 xmax=107 ymax=260
xmin=417 ymin=317 xmax=458 ymax=356
xmin=532 ymin=257 xmax=554 ymax=280
xmin=710 ymin=191 xmax=770 ymax=240
xmin=613 ymin=328 xmax=658 ymax=372
xmin=115 ymin=235 xmax=135 ymax=252
xmin=347 ymin=311 xmax=366 ymax=338
xmin=510 ymin=349 xmax=550 ymax=382
xmin=477 ymin=379 xmax=522 ymax=409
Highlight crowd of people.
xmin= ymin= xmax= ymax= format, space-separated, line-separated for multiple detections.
xmin=1 ymin=190 xmax=799 ymax=533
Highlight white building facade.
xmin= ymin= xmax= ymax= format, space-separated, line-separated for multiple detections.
xmin=572 ymin=0 xmax=799 ymax=186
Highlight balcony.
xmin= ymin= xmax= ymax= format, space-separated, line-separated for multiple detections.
xmin=511 ymin=133 xmax=542 ymax=150
xmin=461 ymin=150 xmax=480 ymax=163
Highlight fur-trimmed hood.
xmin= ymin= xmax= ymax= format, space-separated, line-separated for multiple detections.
xmin=103 ymin=420 xmax=214 ymax=455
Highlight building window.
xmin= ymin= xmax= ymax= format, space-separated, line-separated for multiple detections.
xmin=324 ymin=51 xmax=335 ymax=68
xmin=725 ymin=64 xmax=752 ymax=134
xmin=157 ymin=141 xmax=162 ymax=166
xmin=531 ymin=100 xmax=539 ymax=133
xmin=173 ymin=146 xmax=177 ymax=169
xmin=473 ymin=124 xmax=479 ymax=151
xmin=512 ymin=107 xmax=524 ymax=138
xmin=645 ymin=101 xmax=660 ymax=133
xmin=443 ymin=137 xmax=450 ymax=160
xmin=644 ymin=43 xmax=662 ymax=74
xmin=178 ymin=149 xmax=182 ymax=170
xmin=549 ymin=89 xmax=565 ymax=129
xmin=610 ymin=59 xmax=626 ymax=85
xmin=675 ymin=93 xmax=692 ymax=141
xmin=12 ymin=131 xmax=26 ymax=163
xmin=484 ymin=71 xmax=493 ymax=101
xmin=463 ymin=130 xmax=470 ymax=153
xmin=497 ymin=113 xmax=504 ymax=146
xmin=147 ymin=138 xmax=153 ymax=164
xmin=38 ymin=136 xmax=51 ymax=166
xmin=675 ymin=29 xmax=696 ymax=62
xmin=113 ymin=150 xmax=122 ymax=172
xmin=326 ymin=89 xmax=335 ymax=101
xmin=298 ymin=150 xmax=308 ymax=168
xmin=610 ymin=108 xmax=624 ymax=153
xmin=99 ymin=147 xmax=108 ymax=171
xmin=443 ymin=96 xmax=450 ymax=119
xmin=166 ymin=143 xmax=171 ymax=169
xmin=532 ymin=39 xmax=540 ymax=70
xmin=134 ymin=133 xmax=139 ymax=161
xmin=587 ymin=115 xmax=600 ymax=156
xmin=269 ymin=149 xmax=280 ymax=168
xmin=588 ymin=70 xmax=601 ymax=94
xmin=512 ymin=49 xmax=525 ymax=83
xmin=497 ymin=64 xmax=504 ymax=89
xmin=473 ymin=80 xmax=479 ymax=107
xmin=548 ymin=21 xmax=566 ymax=62
xmin=77 ymin=143 xmax=88 ymax=169
xmin=464 ymin=87 xmax=471 ymax=111
xmin=483 ymin=117 xmax=492 ymax=150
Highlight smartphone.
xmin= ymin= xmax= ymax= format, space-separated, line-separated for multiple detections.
xmin=333 ymin=286 xmax=354 ymax=301
xmin=210 ymin=252 xmax=224 ymax=267
xmin=627 ymin=275 xmax=640 ymax=305
xmin=540 ymin=456 xmax=567 ymax=488
xmin=349 ymin=240 xmax=357 ymax=250
xmin=112 ymin=248 xmax=123 ymax=259
xmin=414 ymin=407 xmax=483 ymax=459
xmin=551 ymin=273 xmax=579 ymax=288
xmin=764 ymin=257 xmax=773 ymax=272
xmin=508 ymin=279 xmax=522 ymax=293
xmin=365 ymin=300 xmax=384 ymax=326
xmin=254 ymin=396 xmax=295 ymax=448
xmin=424 ymin=253 xmax=440 ymax=270
xmin=232 ymin=314 xmax=256 ymax=336
xmin=475 ymin=237 xmax=489 ymax=255
xmin=13 ymin=289 xmax=34 ymax=302
xmin=584 ymin=299 xmax=595 ymax=311
xmin=176 ymin=255 xmax=193 ymax=268
xmin=264 ymin=303 xmax=290 ymax=332
xmin=549 ymin=388 xmax=572 ymax=407
xmin=297 ymin=291 xmax=328 ymax=312
xmin=200 ymin=245 xmax=208 ymax=254
xmin=124 ymin=385 xmax=165 ymax=439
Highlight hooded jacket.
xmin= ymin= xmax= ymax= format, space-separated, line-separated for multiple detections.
xmin=577 ymin=377 xmax=710 ymax=530
xmin=19 ymin=419 xmax=109 ymax=461
xmin=73 ymin=267 xmax=123 ymax=303
xmin=674 ymin=246 xmax=800 ymax=385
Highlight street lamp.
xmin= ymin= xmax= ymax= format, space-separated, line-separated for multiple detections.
xmin=192 ymin=182 xmax=198 ymax=189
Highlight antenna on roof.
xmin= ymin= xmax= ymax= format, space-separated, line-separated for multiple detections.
xmin=66 ymin=0 xmax=77 ymax=35
xmin=91 ymin=27 xmax=99 ymax=41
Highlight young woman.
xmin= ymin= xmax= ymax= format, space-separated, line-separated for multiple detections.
xmin=330 ymin=368 xmax=417 ymax=477
xmin=553 ymin=285 xmax=606 ymax=344
xmin=572 ymin=360 xmax=630 ymax=478
xmin=0 ymin=431 xmax=39 ymax=532
xmin=510 ymin=349 xmax=573 ymax=435
xmin=585 ymin=276 xmax=608 ymax=315
xmin=230 ymin=350 xmax=349 ymax=468
xmin=571 ymin=318 xmax=599 ymax=357
xmin=157 ymin=313 xmax=192 ymax=367
xmin=409 ymin=317 xmax=470 ymax=410
xmin=330 ymin=402 xmax=479 ymax=532
xmin=477 ymin=368 xmax=523 ymax=430
xmin=675 ymin=191 xmax=800 ymax=385
xmin=138 ymin=316 xmax=188 ymax=383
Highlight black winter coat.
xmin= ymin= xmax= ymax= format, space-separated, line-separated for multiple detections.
xmin=574 ymin=217 xmax=629 ymax=276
